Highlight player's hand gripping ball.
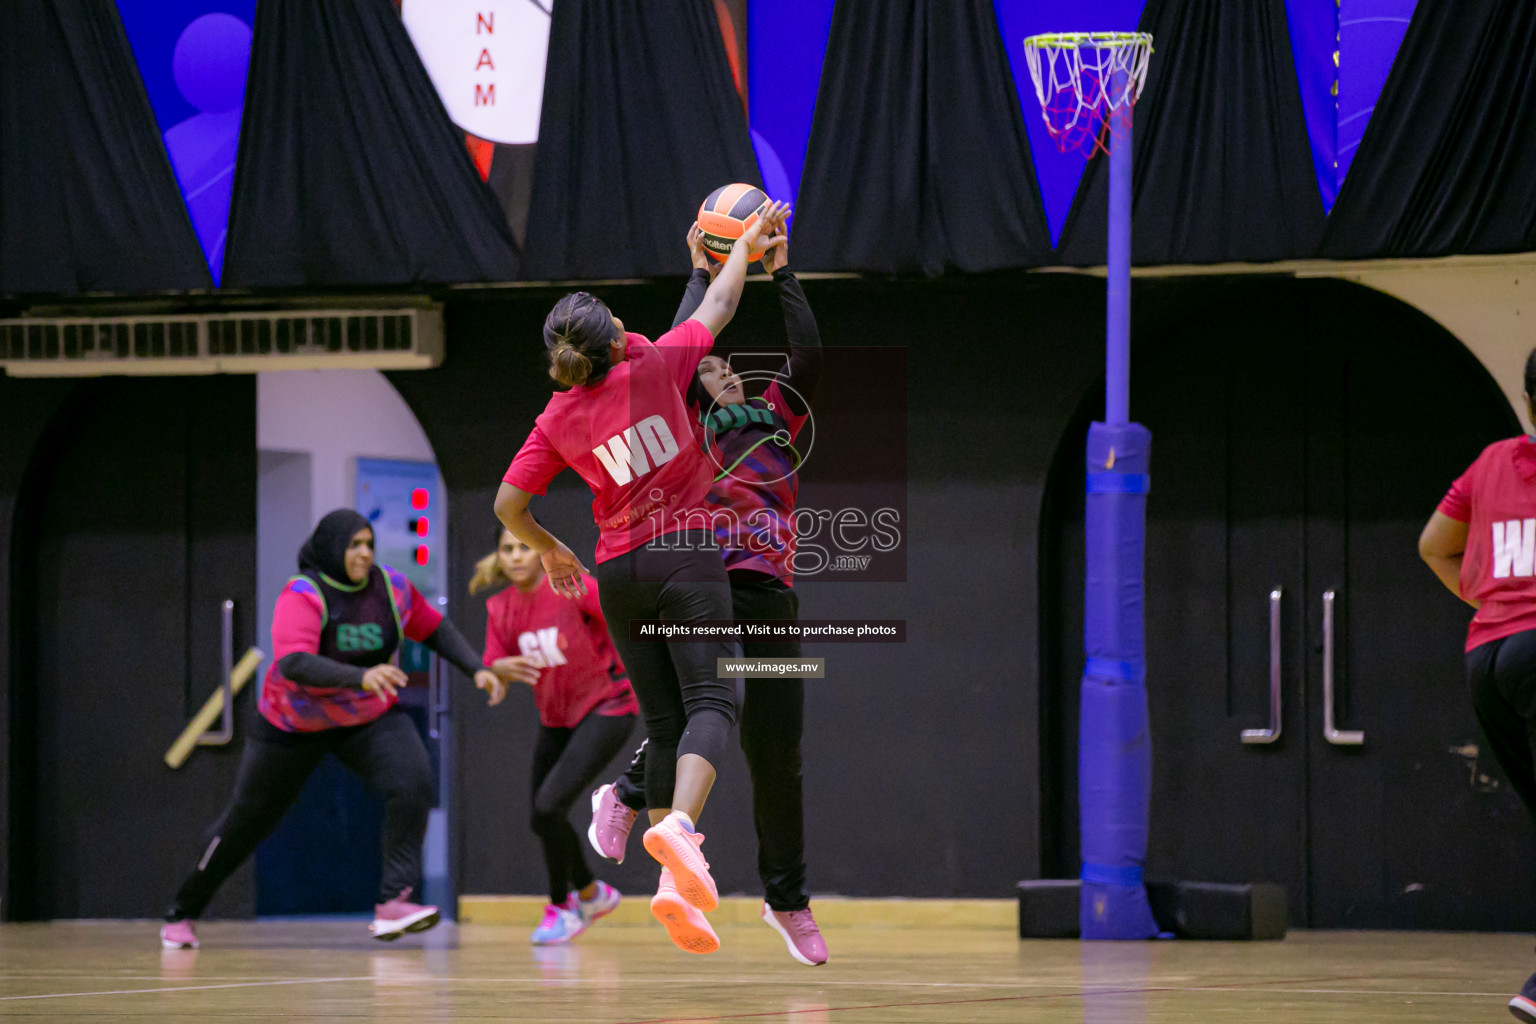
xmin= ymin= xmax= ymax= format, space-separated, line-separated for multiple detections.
xmin=697 ymin=183 xmax=771 ymax=263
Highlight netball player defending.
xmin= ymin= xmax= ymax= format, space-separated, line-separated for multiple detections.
xmin=160 ymin=509 xmax=505 ymax=949
xmin=1420 ymin=347 xmax=1536 ymax=1022
xmin=472 ymin=528 xmax=638 ymax=945
xmin=494 ymin=200 xmax=789 ymax=954
xmin=590 ymin=222 xmax=827 ymax=965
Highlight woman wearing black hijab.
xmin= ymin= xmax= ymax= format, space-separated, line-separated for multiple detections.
xmin=160 ymin=510 xmax=504 ymax=949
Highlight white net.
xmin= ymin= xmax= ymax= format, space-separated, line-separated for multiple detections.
xmin=1022 ymin=32 xmax=1154 ymax=155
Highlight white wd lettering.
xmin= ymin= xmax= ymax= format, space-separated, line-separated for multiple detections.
xmin=1493 ymin=518 xmax=1536 ymax=578
xmin=591 ymin=415 xmax=680 ymax=485
xmin=517 ymin=628 xmax=568 ymax=668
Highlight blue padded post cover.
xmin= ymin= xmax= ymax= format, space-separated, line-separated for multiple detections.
xmin=1079 ymin=420 xmax=1159 ymax=940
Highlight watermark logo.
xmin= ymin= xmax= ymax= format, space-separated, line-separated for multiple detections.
xmin=636 ymin=346 xmax=908 ymax=582
xmin=698 ymin=353 xmax=816 ymax=488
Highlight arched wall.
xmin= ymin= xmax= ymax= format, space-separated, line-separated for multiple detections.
xmin=257 ymin=369 xmax=439 ymax=517
xmin=396 ymin=271 xmax=1518 ymax=900
xmin=1035 ymin=274 xmax=1517 ymax=883
xmin=254 ymin=368 xmax=447 ymax=664
xmin=0 ymin=377 xmax=78 ymax=908
xmin=0 ymin=264 xmax=1519 ymax=908
xmin=1303 ymin=256 xmax=1536 ymax=432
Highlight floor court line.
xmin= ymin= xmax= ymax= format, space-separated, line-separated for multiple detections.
xmin=0 ymin=976 xmax=372 ymax=1002
xmin=0 ymin=967 xmax=1507 ymax=1009
xmin=0 ymin=970 xmax=1440 ymax=992
xmin=1190 ymin=987 xmax=1506 ymax=998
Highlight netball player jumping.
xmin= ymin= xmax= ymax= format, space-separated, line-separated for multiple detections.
xmin=1420 ymin=347 xmax=1536 ymax=1022
xmin=472 ymin=528 xmax=638 ymax=945
xmin=494 ymin=200 xmax=789 ymax=954
xmin=589 ymin=221 xmax=828 ymax=965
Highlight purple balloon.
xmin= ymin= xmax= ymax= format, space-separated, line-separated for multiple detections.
xmin=172 ymin=13 xmax=253 ymax=114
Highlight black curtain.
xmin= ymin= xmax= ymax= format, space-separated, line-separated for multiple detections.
xmin=223 ymin=0 xmax=518 ymax=288
xmin=521 ymin=0 xmax=760 ymax=281
xmin=1056 ymin=0 xmax=1324 ymax=266
xmin=1321 ymin=0 xmax=1536 ymax=259
xmin=0 ymin=0 xmax=210 ymax=295
xmin=793 ymin=0 xmax=1052 ymax=275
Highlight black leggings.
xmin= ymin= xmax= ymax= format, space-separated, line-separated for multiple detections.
xmin=1468 ymin=628 xmax=1536 ymax=821
xmin=595 ymin=533 xmax=737 ymax=809
xmin=530 ymin=712 xmax=636 ymax=905
xmin=615 ymin=573 xmax=808 ymax=911
xmin=166 ymin=708 xmax=433 ymax=919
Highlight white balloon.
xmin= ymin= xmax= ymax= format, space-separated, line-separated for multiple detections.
xmin=401 ymin=0 xmax=553 ymax=146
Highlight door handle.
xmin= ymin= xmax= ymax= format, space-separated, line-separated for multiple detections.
xmin=427 ymin=654 xmax=453 ymax=741
xmin=1322 ymin=589 xmax=1364 ymax=746
xmin=198 ymin=600 xmax=237 ymax=746
xmin=1241 ymin=588 xmax=1283 ymax=744
xmin=428 ymin=654 xmax=442 ymax=740
xmin=428 ymin=596 xmax=450 ymax=740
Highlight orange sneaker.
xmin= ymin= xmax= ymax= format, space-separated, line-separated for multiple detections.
xmin=651 ymin=868 xmax=719 ymax=955
xmin=642 ymin=813 xmax=718 ymax=912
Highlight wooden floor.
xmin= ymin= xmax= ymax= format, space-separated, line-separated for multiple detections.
xmin=0 ymin=917 xmax=1528 ymax=1021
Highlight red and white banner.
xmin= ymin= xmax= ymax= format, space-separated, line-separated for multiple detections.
xmin=401 ymin=1 xmax=552 ymax=146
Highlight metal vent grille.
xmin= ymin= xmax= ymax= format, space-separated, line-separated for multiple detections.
xmin=0 ymin=308 xmax=443 ymax=376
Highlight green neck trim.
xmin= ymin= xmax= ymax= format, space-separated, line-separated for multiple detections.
xmin=712 ymin=433 xmax=802 ymax=482
xmin=289 ymin=574 xmax=329 ymax=630
xmin=319 ymin=570 xmax=368 ymax=593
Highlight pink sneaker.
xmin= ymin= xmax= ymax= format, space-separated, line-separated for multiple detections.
xmin=588 ymin=784 xmax=637 ymax=863
xmin=531 ymin=899 xmax=587 ymax=945
xmin=160 ymin=919 xmax=198 ymax=949
xmin=761 ymin=903 xmax=828 ymax=966
xmin=369 ymin=887 xmax=441 ymax=941
xmin=651 ymin=869 xmax=719 ymax=955
xmin=575 ymin=880 xmax=621 ymax=925
xmin=642 ymin=813 xmax=717 ymax=912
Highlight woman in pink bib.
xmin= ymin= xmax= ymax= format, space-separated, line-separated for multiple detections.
xmin=1421 ymin=346 xmax=1536 ymax=1021
xmin=495 ymin=200 xmax=788 ymax=954
xmin=473 ymin=527 xmax=637 ymax=946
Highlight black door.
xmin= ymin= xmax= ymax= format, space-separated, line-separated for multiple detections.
xmin=1043 ymin=277 xmax=1526 ymax=929
xmin=1042 ymin=279 xmax=1312 ymax=917
xmin=1302 ymin=280 xmax=1535 ymax=928
xmin=8 ymin=376 xmax=256 ymax=920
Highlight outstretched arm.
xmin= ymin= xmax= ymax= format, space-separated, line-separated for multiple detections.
xmin=420 ymin=618 xmax=483 ymax=677
xmin=673 ymin=225 xmax=719 ymax=328
xmin=760 ymin=232 xmax=822 ymax=414
xmin=421 ymin=618 xmax=507 ymax=706
xmin=687 ymin=200 xmax=791 ymax=338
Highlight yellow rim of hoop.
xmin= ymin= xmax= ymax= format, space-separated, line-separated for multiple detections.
xmin=1022 ymin=31 xmax=1154 ymax=52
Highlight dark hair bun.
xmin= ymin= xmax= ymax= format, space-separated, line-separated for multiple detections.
xmin=543 ymin=292 xmax=620 ymax=388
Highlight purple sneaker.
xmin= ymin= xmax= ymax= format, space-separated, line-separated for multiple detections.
xmin=587 ymin=783 xmax=638 ymax=863
xmin=576 ymin=880 xmax=621 ymax=926
xmin=761 ymin=903 xmax=828 ymax=966
xmin=370 ymin=886 xmax=441 ymax=941
xmin=160 ymin=919 xmax=198 ymax=949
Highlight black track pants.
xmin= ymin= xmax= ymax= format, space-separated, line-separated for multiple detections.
xmin=530 ymin=713 xmax=636 ymax=904
xmin=614 ymin=573 xmax=809 ymax=911
xmin=167 ymin=708 xmax=433 ymax=919
xmin=595 ymin=534 xmax=737 ymax=809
